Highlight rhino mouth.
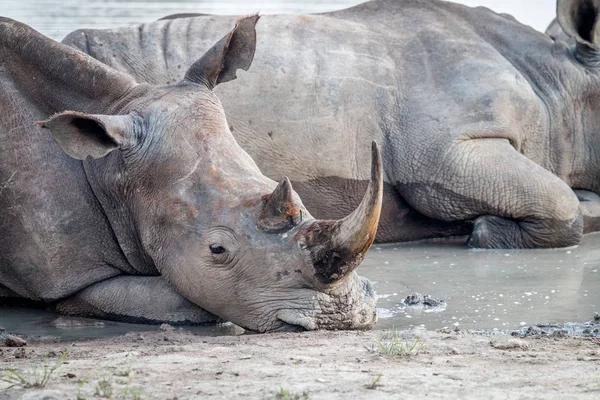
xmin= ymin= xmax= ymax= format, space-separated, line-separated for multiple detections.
xmin=275 ymin=312 xmax=319 ymax=331
xmin=267 ymin=274 xmax=377 ymax=333
xmin=271 ymin=321 xmax=307 ymax=333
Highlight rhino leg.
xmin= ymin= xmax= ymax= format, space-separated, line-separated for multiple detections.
xmin=574 ymin=190 xmax=600 ymax=234
xmin=55 ymin=276 xmax=219 ymax=325
xmin=401 ymin=139 xmax=583 ymax=249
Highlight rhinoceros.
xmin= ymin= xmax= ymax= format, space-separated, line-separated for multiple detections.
xmin=0 ymin=16 xmax=382 ymax=332
xmin=63 ymin=0 xmax=600 ymax=249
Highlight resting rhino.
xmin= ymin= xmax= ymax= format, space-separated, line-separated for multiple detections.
xmin=63 ymin=0 xmax=600 ymax=249
xmin=0 ymin=16 xmax=382 ymax=332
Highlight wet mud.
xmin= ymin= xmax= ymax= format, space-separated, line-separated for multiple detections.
xmin=368 ymin=234 xmax=600 ymax=332
xmin=2 ymin=234 xmax=600 ymax=341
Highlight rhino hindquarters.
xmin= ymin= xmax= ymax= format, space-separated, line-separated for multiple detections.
xmin=55 ymin=276 xmax=219 ymax=325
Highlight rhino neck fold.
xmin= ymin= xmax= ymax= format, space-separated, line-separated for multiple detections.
xmin=82 ymin=157 xmax=160 ymax=277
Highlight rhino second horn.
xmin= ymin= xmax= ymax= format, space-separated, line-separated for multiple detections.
xmin=300 ymin=141 xmax=383 ymax=285
xmin=258 ymin=177 xmax=302 ymax=233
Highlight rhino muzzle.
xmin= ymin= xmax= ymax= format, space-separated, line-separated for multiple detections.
xmin=251 ymin=141 xmax=382 ymax=331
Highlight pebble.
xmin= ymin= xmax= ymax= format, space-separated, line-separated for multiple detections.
xmin=490 ymin=339 xmax=530 ymax=350
xmin=2 ymin=333 xmax=27 ymax=347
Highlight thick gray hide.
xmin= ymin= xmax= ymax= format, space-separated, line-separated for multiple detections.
xmin=63 ymin=0 xmax=600 ymax=249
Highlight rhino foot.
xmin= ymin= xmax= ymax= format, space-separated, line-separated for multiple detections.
xmin=468 ymin=213 xmax=583 ymax=249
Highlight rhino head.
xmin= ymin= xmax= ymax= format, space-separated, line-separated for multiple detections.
xmin=38 ymin=16 xmax=381 ymax=332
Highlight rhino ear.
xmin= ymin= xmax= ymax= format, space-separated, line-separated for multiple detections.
xmin=183 ymin=14 xmax=259 ymax=89
xmin=36 ymin=111 xmax=138 ymax=160
xmin=557 ymin=0 xmax=600 ymax=49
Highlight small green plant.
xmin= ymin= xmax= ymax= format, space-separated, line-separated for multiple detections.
xmin=76 ymin=376 xmax=89 ymax=400
xmin=0 ymin=344 xmax=72 ymax=389
xmin=0 ymin=369 xmax=28 ymax=388
xmin=365 ymin=374 xmax=382 ymax=390
xmin=95 ymin=377 xmax=114 ymax=398
xmin=119 ymin=385 xmax=143 ymax=400
xmin=265 ymin=386 xmax=309 ymax=400
xmin=371 ymin=328 xmax=425 ymax=357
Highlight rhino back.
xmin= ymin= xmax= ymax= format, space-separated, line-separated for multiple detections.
xmin=63 ymin=17 xmax=235 ymax=86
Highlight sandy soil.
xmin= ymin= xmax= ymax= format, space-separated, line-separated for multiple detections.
xmin=1 ymin=327 xmax=600 ymax=400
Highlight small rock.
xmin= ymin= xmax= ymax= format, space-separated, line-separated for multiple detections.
xmin=525 ymin=326 xmax=543 ymax=336
xmin=448 ymin=348 xmax=460 ymax=355
xmin=550 ymin=330 xmax=567 ymax=338
xmin=3 ymin=334 xmax=27 ymax=347
xmin=159 ymin=323 xmax=176 ymax=332
xmin=14 ymin=347 xmax=26 ymax=358
xmin=403 ymin=293 xmax=446 ymax=308
xmin=594 ymin=312 xmax=600 ymax=322
xmin=65 ymin=373 xmax=76 ymax=379
xmin=0 ymin=326 xmax=6 ymax=332
xmin=491 ymin=339 xmax=530 ymax=350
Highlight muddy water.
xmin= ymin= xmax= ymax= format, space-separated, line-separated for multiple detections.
xmin=0 ymin=305 xmax=243 ymax=341
xmin=2 ymin=234 xmax=599 ymax=339
xmin=368 ymin=234 xmax=600 ymax=332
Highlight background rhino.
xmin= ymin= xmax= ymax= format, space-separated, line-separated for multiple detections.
xmin=0 ymin=16 xmax=382 ymax=332
xmin=64 ymin=0 xmax=600 ymax=249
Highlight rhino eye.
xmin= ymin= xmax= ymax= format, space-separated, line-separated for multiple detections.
xmin=209 ymin=244 xmax=226 ymax=254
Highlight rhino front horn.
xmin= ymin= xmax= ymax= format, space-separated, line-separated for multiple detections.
xmin=300 ymin=141 xmax=383 ymax=285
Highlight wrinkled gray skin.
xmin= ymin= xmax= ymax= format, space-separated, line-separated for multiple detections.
xmin=63 ymin=0 xmax=600 ymax=248
xmin=546 ymin=18 xmax=571 ymax=44
xmin=0 ymin=16 xmax=383 ymax=332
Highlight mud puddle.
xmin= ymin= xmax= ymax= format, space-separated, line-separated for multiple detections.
xmin=0 ymin=305 xmax=242 ymax=342
xmin=2 ymin=234 xmax=600 ymax=340
xmin=366 ymin=233 xmax=600 ymax=332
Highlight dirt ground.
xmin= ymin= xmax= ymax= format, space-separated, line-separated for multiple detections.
xmin=1 ymin=326 xmax=600 ymax=400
